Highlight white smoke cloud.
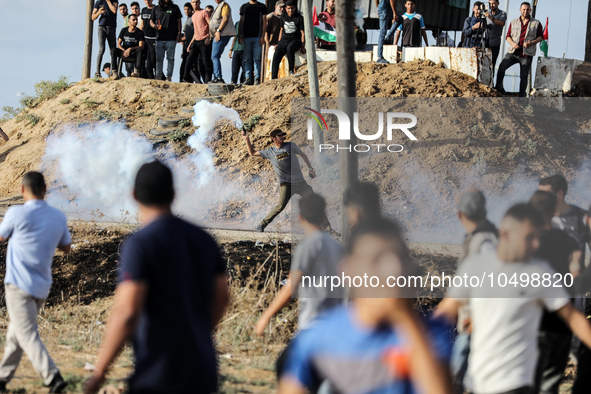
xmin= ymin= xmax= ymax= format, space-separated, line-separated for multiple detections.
xmin=188 ymin=100 xmax=242 ymax=187
xmin=43 ymin=122 xmax=152 ymax=220
xmin=41 ymin=101 xmax=278 ymax=229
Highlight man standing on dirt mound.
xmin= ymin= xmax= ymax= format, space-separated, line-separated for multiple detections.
xmin=0 ymin=172 xmax=71 ymax=393
xmin=84 ymin=161 xmax=229 ymax=394
xmin=150 ymin=0 xmax=183 ymax=81
xmin=242 ymin=128 xmax=317 ymax=232
xmin=495 ymin=1 xmax=543 ymax=97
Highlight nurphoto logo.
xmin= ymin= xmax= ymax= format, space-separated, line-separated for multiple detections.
xmin=304 ymin=108 xmax=419 ymax=153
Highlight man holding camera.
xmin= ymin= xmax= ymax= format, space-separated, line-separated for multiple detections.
xmin=484 ymin=0 xmax=507 ymax=70
xmin=495 ymin=2 xmax=543 ymax=97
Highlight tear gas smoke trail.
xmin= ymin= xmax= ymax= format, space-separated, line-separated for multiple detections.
xmin=42 ymin=123 xmax=153 ymax=219
xmin=188 ymin=100 xmax=243 ymax=187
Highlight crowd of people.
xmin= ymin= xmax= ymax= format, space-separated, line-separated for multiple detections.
xmin=2 ymin=152 xmax=591 ymax=394
xmin=92 ymin=0 xmax=333 ymax=84
xmin=377 ymin=0 xmax=542 ymax=97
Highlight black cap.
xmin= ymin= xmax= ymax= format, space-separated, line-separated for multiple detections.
xmin=270 ymin=129 xmax=286 ymax=138
xmin=103 ymin=63 xmax=111 ymax=71
xmin=134 ymin=160 xmax=174 ymax=206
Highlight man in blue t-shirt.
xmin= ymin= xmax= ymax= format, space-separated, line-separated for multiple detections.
xmin=243 ymin=128 xmax=318 ymax=232
xmin=92 ymin=0 xmax=119 ymax=78
xmin=393 ymin=0 xmax=428 ymax=48
xmin=279 ymin=219 xmax=452 ymax=394
xmin=85 ymin=161 xmax=229 ymax=394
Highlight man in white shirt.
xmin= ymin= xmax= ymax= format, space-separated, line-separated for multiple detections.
xmin=0 ymin=172 xmax=71 ymax=393
xmin=436 ymin=203 xmax=591 ymax=394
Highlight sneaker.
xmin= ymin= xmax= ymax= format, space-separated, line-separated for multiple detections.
xmin=131 ymin=68 xmax=140 ymax=77
xmin=244 ymin=78 xmax=254 ymax=86
xmin=376 ymin=57 xmax=389 ymax=64
xmin=48 ymin=372 xmax=67 ymax=393
xmin=289 ymin=70 xmax=295 ymax=76
xmin=166 ymin=76 xmax=172 ymax=82
xmin=496 ymin=86 xmax=506 ymax=95
xmin=254 ymin=79 xmax=260 ymax=85
xmin=255 ymin=223 xmax=266 ymax=232
xmin=111 ymin=70 xmax=120 ymax=80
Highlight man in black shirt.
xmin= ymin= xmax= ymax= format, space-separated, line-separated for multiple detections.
xmin=271 ymin=0 xmax=305 ymax=79
xmin=239 ymin=0 xmax=267 ymax=85
xmin=92 ymin=0 xmax=119 ymax=78
xmin=150 ymin=0 xmax=183 ymax=81
xmin=529 ymin=191 xmax=579 ymax=394
xmin=84 ymin=161 xmax=229 ymax=394
xmin=140 ymin=0 xmax=157 ymax=78
xmin=113 ymin=14 xmax=145 ymax=78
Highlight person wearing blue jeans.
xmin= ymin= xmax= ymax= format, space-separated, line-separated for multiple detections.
xmin=210 ymin=0 xmax=236 ymax=83
xmin=155 ymin=41 xmax=177 ymax=80
xmin=376 ymin=0 xmax=397 ymax=64
xmin=239 ymin=0 xmax=267 ymax=85
xmin=150 ymin=0 xmax=182 ymax=81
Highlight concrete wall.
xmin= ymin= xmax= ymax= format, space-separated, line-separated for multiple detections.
xmin=533 ymin=57 xmax=584 ymax=94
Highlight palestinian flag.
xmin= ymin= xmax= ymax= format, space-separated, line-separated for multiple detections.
xmin=313 ymin=6 xmax=337 ymax=43
xmin=540 ymin=17 xmax=549 ymax=57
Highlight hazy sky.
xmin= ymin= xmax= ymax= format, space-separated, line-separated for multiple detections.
xmin=0 ymin=0 xmax=588 ymax=118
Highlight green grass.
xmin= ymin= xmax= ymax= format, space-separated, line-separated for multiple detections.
xmin=93 ymin=110 xmax=113 ymax=121
xmin=16 ymin=112 xmax=41 ymax=126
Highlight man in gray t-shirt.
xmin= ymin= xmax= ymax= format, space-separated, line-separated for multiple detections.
xmin=255 ymin=192 xmax=344 ymax=335
xmin=483 ymin=0 xmax=506 ymax=70
xmin=243 ymin=128 xmax=317 ymax=232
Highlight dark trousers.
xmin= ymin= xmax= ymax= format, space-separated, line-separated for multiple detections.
xmin=185 ymin=40 xmax=212 ymax=83
xmin=471 ymin=388 xmax=531 ymax=394
xmin=96 ymin=26 xmax=117 ymax=74
xmin=271 ymin=39 xmax=302 ymax=79
xmin=534 ymin=330 xmax=572 ymax=394
xmin=112 ymin=48 xmax=144 ymax=73
xmin=495 ymin=52 xmax=533 ymax=97
xmin=573 ymin=342 xmax=591 ymax=394
xmin=143 ymin=37 xmax=156 ymax=79
xmin=490 ymin=45 xmax=500 ymax=72
xmin=261 ymin=182 xmax=313 ymax=227
xmin=231 ymin=50 xmax=246 ymax=84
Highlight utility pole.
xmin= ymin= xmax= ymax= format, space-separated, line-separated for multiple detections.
xmin=586 ymin=0 xmax=591 ymax=62
xmin=336 ymin=0 xmax=358 ymax=243
xmin=301 ymin=0 xmax=324 ymax=163
xmin=82 ymin=0 xmax=94 ymax=79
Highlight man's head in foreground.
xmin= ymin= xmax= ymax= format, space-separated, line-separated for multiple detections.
xmin=133 ymin=161 xmax=174 ymax=220
xmin=21 ymin=172 xmax=46 ymax=201
xmin=456 ymin=188 xmax=487 ymax=230
xmin=298 ymin=192 xmax=326 ymax=229
xmin=497 ymin=203 xmax=543 ymax=263
xmin=529 ymin=190 xmax=557 ymax=228
xmin=539 ymin=174 xmax=568 ymax=209
xmin=346 ymin=218 xmax=413 ymax=299
xmin=343 ymin=182 xmax=381 ymax=229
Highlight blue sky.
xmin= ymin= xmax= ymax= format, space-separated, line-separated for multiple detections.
xmin=0 ymin=0 xmax=588 ymax=118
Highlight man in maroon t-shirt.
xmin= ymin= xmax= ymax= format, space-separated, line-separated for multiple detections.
xmin=495 ymin=2 xmax=543 ymax=97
